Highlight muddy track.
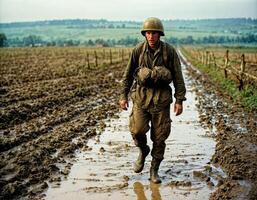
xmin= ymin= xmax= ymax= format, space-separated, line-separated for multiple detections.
xmin=180 ymin=51 xmax=257 ymax=199
xmin=43 ymin=52 xmax=219 ymax=200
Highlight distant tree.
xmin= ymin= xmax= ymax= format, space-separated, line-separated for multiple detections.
xmin=166 ymin=37 xmax=179 ymax=44
xmin=216 ymin=36 xmax=225 ymax=43
xmin=87 ymin=39 xmax=94 ymax=46
xmin=64 ymin=39 xmax=81 ymax=46
xmin=0 ymin=33 xmax=7 ymax=47
xmin=23 ymin=35 xmax=43 ymax=47
xmin=243 ymin=34 xmax=257 ymax=43
xmin=108 ymin=24 xmax=115 ymax=28
xmin=47 ymin=41 xmax=56 ymax=46
xmin=184 ymin=36 xmax=194 ymax=44
xmin=8 ymin=37 xmax=23 ymax=47
xmin=23 ymin=35 xmax=35 ymax=47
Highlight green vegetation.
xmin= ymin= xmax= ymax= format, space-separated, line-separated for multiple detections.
xmin=181 ymin=46 xmax=257 ymax=111
xmin=0 ymin=33 xmax=7 ymax=47
xmin=0 ymin=18 xmax=256 ymax=47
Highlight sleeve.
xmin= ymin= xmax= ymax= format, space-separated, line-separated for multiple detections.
xmin=119 ymin=47 xmax=139 ymax=101
xmin=170 ymin=47 xmax=186 ymax=104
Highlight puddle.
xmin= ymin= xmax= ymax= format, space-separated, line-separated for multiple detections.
xmin=44 ymin=62 xmax=220 ymax=200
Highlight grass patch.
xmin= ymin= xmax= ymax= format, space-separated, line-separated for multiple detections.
xmin=181 ymin=46 xmax=257 ymax=111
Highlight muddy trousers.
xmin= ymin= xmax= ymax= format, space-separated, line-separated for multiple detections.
xmin=129 ymin=104 xmax=171 ymax=162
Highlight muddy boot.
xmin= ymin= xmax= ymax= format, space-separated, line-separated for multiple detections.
xmin=150 ymin=159 xmax=162 ymax=184
xmin=134 ymin=145 xmax=150 ymax=173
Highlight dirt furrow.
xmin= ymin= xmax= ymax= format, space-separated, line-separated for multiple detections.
xmin=0 ymin=64 xmax=124 ymax=200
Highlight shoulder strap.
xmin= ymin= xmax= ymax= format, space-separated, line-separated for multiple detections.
xmin=132 ymin=42 xmax=145 ymax=79
xmin=139 ymin=42 xmax=147 ymax=67
xmin=162 ymin=42 xmax=168 ymax=67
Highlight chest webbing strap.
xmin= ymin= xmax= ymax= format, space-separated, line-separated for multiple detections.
xmin=138 ymin=42 xmax=168 ymax=68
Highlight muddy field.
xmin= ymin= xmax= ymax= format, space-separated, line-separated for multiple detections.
xmin=0 ymin=47 xmax=256 ymax=200
xmin=0 ymin=47 xmax=127 ymax=199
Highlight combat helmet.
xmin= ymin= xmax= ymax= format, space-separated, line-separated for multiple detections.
xmin=141 ymin=17 xmax=164 ymax=36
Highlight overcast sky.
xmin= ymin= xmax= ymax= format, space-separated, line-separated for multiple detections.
xmin=0 ymin=0 xmax=256 ymax=23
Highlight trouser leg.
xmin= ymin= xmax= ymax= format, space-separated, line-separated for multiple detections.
xmin=150 ymin=106 xmax=171 ymax=183
xmin=129 ymin=105 xmax=151 ymax=173
xmin=150 ymin=106 xmax=171 ymax=161
xmin=129 ymin=104 xmax=150 ymax=147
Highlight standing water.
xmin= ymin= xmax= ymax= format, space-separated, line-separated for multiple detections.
xmin=44 ymin=59 xmax=223 ymax=200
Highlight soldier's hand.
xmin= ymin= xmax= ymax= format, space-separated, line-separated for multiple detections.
xmin=174 ymin=103 xmax=183 ymax=116
xmin=119 ymin=99 xmax=129 ymax=110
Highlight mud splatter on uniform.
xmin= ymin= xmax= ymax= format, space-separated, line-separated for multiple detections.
xmin=120 ymin=40 xmax=186 ymax=161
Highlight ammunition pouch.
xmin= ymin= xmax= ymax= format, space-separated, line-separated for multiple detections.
xmin=136 ymin=65 xmax=172 ymax=88
xmin=136 ymin=67 xmax=154 ymax=87
xmin=151 ymin=66 xmax=172 ymax=85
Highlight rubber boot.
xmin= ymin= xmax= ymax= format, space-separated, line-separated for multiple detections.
xmin=150 ymin=159 xmax=162 ymax=184
xmin=134 ymin=145 xmax=150 ymax=173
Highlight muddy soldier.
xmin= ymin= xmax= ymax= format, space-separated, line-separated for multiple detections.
xmin=119 ymin=17 xmax=186 ymax=183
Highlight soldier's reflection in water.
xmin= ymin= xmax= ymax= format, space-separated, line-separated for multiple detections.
xmin=133 ymin=182 xmax=162 ymax=200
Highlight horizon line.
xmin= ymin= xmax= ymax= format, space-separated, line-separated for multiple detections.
xmin=0 ymin=17 xmax=256 ymax=24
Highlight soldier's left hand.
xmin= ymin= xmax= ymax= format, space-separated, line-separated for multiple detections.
xmin=174 ymin=103 xmax=183 ymax=116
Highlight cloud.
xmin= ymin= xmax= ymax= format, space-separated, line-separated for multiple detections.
xmin=0 ymin=0 xmax=256 ymax=22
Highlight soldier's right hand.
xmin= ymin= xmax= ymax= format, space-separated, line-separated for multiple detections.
xmin=119 ymin=99 xmax=129 ymax=110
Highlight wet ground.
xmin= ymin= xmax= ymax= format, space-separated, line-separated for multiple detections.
xmin=180 ymin=51 xmax=257 ymax=199
xmin=44 ymin=62 xmax=224 ymax=200
xmin=1 ymin=48 xmax=256 ymax=200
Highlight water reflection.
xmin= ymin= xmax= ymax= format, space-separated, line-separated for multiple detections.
xmin=133 ymin=182 xmax=162 ymax=200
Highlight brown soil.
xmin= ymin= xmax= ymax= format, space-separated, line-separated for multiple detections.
xmin=182 ymin=56 xmax=257 ymax=200
xmin=0 ymin=48 xmax=125 ymax=199
xmin=1 ymin=47 xmax=256 ymax=200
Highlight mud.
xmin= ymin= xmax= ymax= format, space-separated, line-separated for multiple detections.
xmin=1 ymin=47 xmax=256 ymax=200
xmin=43 ymin=56 xmax=220 ymax=200
xmin=180 ymin=51 xmax=257 ymax=199
xmin=0 ymin=48 xmax=125 ymax=199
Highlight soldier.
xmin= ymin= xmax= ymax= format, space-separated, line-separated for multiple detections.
xmin=119 ymin=17 xmax=186 ymax=183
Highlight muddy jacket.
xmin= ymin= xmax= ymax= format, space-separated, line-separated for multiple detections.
xmin=120 ymin=40 xmax=186 ymax=109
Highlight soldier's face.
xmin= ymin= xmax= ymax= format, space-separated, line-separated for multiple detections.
xmin=145 ymin=31 xmax=160 ymax=48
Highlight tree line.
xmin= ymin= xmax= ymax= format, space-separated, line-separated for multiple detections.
xmin=0 ymin=33 xmax=256 ymax=48
xmin=1 ymin=18 xmax=255 ymax=30
xmin=165 ymin=34 xmax=257 ymax=45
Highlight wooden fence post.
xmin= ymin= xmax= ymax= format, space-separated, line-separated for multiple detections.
xmin=224 ymin=50 xmax=229 ymax=78
xmin=103 ymin=49 xmax=105 ymax=60
xmin=238 ymin=54 xmax=246 ymax=90
xmin=197 ymin=51 xmax=201 ymax=62
xmin=240 ymin=54 xmax=246 ymax=73
xmin=212 ymin=52 xmax=217 ymax=67
xmin=110 ymin=49 xmax=112 ymax=64
xmin=201 ymin=52 xmax=204 ymax=64
xmin=205 ymin=51 xmax=209 ymax=65
xmin=121 ymin=49 xmax=124 ymax=62
xmin=207 ymin=51 xmax=211 ymax=66
xmin=94 ymin=50 xmax=98 ymax=67
xmin=87 ymin=52 xmax=90 ymax=69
